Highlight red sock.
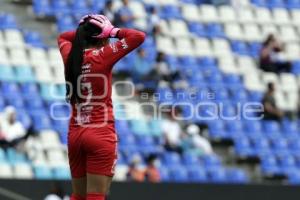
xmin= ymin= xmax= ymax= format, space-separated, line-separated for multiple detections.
xmin=86 ymin=193 xmax=105 ymax=200
xmin=70 ymin=194 xmax=85 ymax=200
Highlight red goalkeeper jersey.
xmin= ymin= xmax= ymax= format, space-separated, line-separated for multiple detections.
xmin=57 ymin=29 xmax=145 ymax=129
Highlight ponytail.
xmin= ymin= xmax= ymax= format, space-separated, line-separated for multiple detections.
xmin=65 ymin=22 xmax=103 ymax=103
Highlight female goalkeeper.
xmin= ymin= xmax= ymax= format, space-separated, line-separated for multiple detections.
xmin=57 ymin=15 xmax=145 ymax=200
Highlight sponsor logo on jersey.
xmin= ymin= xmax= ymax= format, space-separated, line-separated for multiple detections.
xmin=110 ymin=43 xmax=118 ymax=53
xmin=120 ymin=39 xmax=128 ymax=49
xmin=92 ymin=49 xmax=100 ymax=56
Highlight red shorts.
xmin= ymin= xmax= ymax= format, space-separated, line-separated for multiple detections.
xmin=68 ymin=125 xmax=118 ymax=178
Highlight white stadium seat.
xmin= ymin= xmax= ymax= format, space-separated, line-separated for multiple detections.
xmin=182 ymin=4 xmax=200 ymax=22
xmin=193 ymin=38 xmax=213 ymax=57
xmin=278 ymin=26 xmax=298 ymax=43
xmin=199 ymin=5 xmax=219 ymax=23
xmin=211 ymin=39 xmax=232 ymax=56
xmin=0 ymin=31 xmax=4 ymax=48
xmin=40 ymin=130 xmax=62 ymax=149
xmin=275 ymin=91 xmax=289 ymax=110
xmin=129 ymin=1 xmax=146 ymax=18
xmin=114 ymin=165 xmax=129 ymax=182
xmin=218 ymin=56 xmax=239 ymax=74
xmin=133 ymin=18 xmax=147 ymax=31
xmin=9 ymin=48 xmax=29 ymax=66
xmin=279 ymin=73 xmax=298 ymax=92
xmin=285 ymin=43 xmax=300 ymax=60
xmin=243 ymin=24 xmax=262 ymax=42
xmin=262 ymin=72 xmax=279 ymax=86
xmin=236 ymin=56 xmax=258 ymax=75
xmin=261 ymin=25 xmax=278 ymax=38
xmin=286 ymin=92 xmax=298 ymax=111
xmin=35 ymin=65 xmax=54 ymax=82
xmin=14 ymin=163 xmax=33 ymax=179
xmin=225 ymin=23 xmax=244 ymax=41
xmin=48 ymin=48 xmax=64 ymax=67
xmin=47 ymin=149 xmax=68 ymax=167
xmin=4 ymin=29 xmax=25 ymax=48
xmin=156 ymin=36 xmax=175 ymax=55
xmin=0 ymin=164 xmax=13 ymax=178
xmin=29 ymin=47 xmax=49 ymax=67
xmin=290 ymin=10 xmax=300 ymax=25
xmin=237 ymin=8 xmax=255 ymax=24
xmin=175 ymin=38 xmax=194 ymax=56
xmin=272 ymin=8 xmax=291 ymax=25
xmin=123 ymin=101 xmax=145 ymax=120
xmin=0 ymin=48 xmax=11 ymax=66
xmin=218 ymin=6 xmax=236 ymax=23
xmin=255 ymin=8 xmax=272 ymax=25
xmin=53 ymin=66 xmax=65 ymax=84
xmin=244 ymin=74 xmax=265 ymax=91
xmin=169 ymin=20 xmax=190 ymax=37
xmin=158 ymin=20 xmax=170 ymax=36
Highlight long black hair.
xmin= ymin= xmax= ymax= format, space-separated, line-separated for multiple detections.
xmin=65 ymin=20 xmax=103 ymax=103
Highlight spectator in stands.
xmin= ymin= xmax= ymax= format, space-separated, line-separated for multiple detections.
xmin=115 ymin=0 xmax=134 ymax=27
xmin=145 ymin=154 xmax=161 ymax=183
xmin=262 ymin=83 xmax=284 ymax=121
xmin=148 ymin=6 xmax=160 ymax=33
xmin=100 ymin=0 xmax=116 ymax=23
xmin=182 ymin=124 xmax=213 ymax=155
xmin=132 ymin=48 xmax=153 ymax=79
xmin=259 ymin=34 xmax=291 ymax=73
xmin=127 ymin=154 xmax=146 ymax=182
xmin=162 ymin=111 xmax=183 ymax=154
xmin=0 ymin=106 xmax=27 ymax=148
xmin=154 ymin=52 xmax=181 ymax=85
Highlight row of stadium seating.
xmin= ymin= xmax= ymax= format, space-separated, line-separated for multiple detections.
xmin=0 ymin=0 xmax=299 ymax=184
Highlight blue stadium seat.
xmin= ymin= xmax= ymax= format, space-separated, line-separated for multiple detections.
xmin=206 ymin=23 xmax=225 ymax=38
xmin=252 ymin=138 xmax=271 ymax=156
xmin=188 ymin=22 xmax=207 ymax=37
xmin=226 ymin=121 xmax=244 ymax=139
xmin=162 ymin=152 xmax=181 ymax=167
xmin=187 ymin=166 xmax=207 ymax=182
xmin=156 ymin=87 xmax=174 ymax=104
xmin=226 ymin=169 xmax=249 ymax=183
xmin=0 ymin=67 xmax=15 ymax=81
xmin=115 ymin=120 xmax=131 ymax=135
xmin=208 ymin=168 xmax=227 ymax=183
xmin=201 ymin=155 xmax=221 ymax=168
xmin=21 ymin=83 xmax=40 ymax=100
xmin=33 ymin=0 xmax=53 ymax=17
xmin=34 ymin=165 xmax=53 ymax=179
xmin=31 ymin=111 xmax=52 ymax=131
xmin=5 ymin=96 xmax=25 ymax=109
xmin=268 ymin=0 xmax=285 ymax=8
xmin=6 ymin=148 xmax=27 ymax=164
xmin=292 ymin=61 xmax=300 ymax=75
xmin=2 ymin=82 xmax=21 ymax=99
xmin=160 ymin=5 xmax=182 ymax=19
xmin=57 ymin=16 xmax=75 ymax=32
xmin=182 ymin=152 xmax=200 ymax=166
xmin=287 ymin=0 xmax=300 ymax=9
xmin=0 ymin=13 xmax=18 ymax=29
xmin=24 ymin=31 xmax=44 ymax=47
xmin=208 ymin=120 xmax=227 ymax=139
xmin=130 ymin=119 xmax=151 ymax=135
xmin=169 ymin=166 xmax=188 ymax=182
xmin=231 ymin=41 xmax=249 ymax=56
xmin=261 ymin=155 xmax=280 ymax=175
xmin=251 ymin=0 xmax=267 ymax=7
xmin=119 ymin=134 xmax=136 ymax=148
xmin=91 ymin=0 xmax=106 ymax=13
xmin=71 ymin=1 xmax=89 ymax=17
xmin=17 ymin=109 xmax=32 ymax=129
xmin=230 ymin=88 xmax=248 ymax=103
xmin=149 ymin=120 xmax=162 ymax=136
xmin=0 ymin=148 xmax=6 ymax=162
xmin=248 ymin=91 xmax=263 ymax=102
xmin=243 ymin=120 xmax=264 ymax=139
xmin=223 ymin=74 xmax=243 ymax=89
xmin=15 ymin=67 xmax=35 ymax=82
xmin=52 ymin=0 xmax=71 ymax=15
xmin=234 ymin=137 xmax=251 ymax=153
xmin=159 ymin=167 xmax=170 ymax=182
xmin=53 ymin=166 xmax=71 ymax=180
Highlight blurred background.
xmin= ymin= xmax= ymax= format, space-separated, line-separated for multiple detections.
xmin=0 ymin=0 xmax=300 ymax=199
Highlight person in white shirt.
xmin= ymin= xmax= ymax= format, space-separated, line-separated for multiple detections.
xmin=0 ymin=106 xmax=26 ymax=147
xmin=162 ymin=112 xmax=183 ymax=154
xmin=183 ymin=124 xmax=213 ymax=155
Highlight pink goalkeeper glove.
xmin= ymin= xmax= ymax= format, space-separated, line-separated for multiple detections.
xmin=88 ymin=15 xmax=120 ymax=38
